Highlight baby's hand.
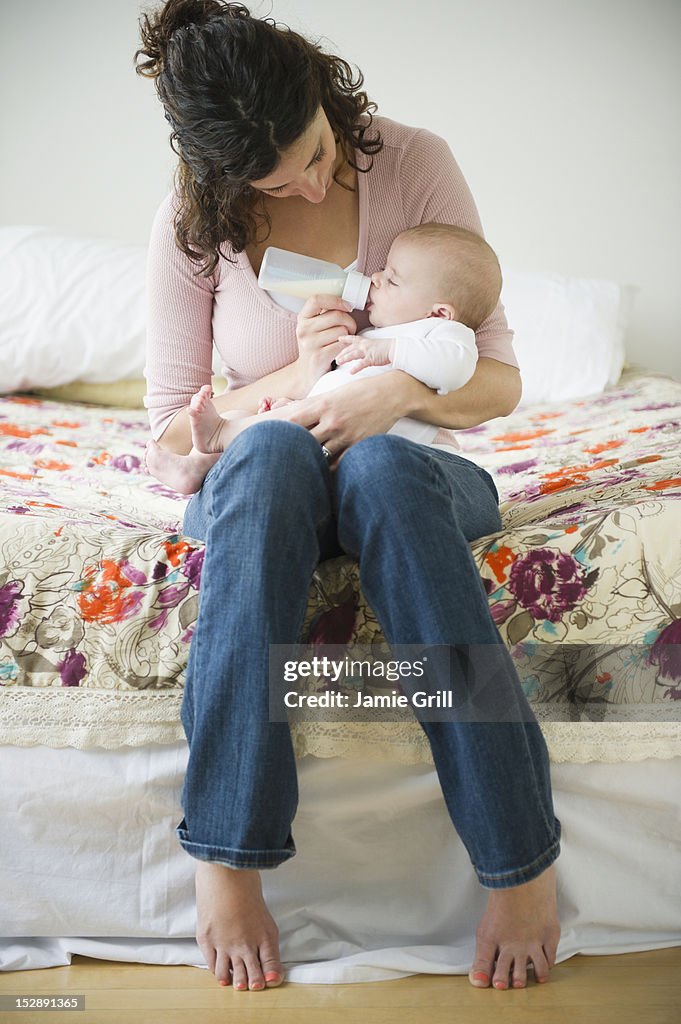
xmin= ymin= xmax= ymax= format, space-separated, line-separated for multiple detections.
xmin=257 ymin=395 xmax=295 ymax=414
xmin=335 ymin=336 xmax=394 ymax=373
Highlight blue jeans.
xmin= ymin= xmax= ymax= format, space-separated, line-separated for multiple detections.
xmin=178 ymin=421 xmax=561 ymax=889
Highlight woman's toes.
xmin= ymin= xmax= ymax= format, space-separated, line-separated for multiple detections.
xmin=198 ymin=941 xmax=216 ymax=977
xmin=512 ymin=960 xmax=528 ymax=988
xmin=469 ymin=939 xmax=495 ymax=987
xmin=530 ymin=946 xmax=551 ymax=983
xmin=260 ymin=939 xmax=284 ymax=987
xmin=242 ymin=955 xmax=265 ymax=991
xmin=214 ymin=954 xmax=231 ymax=987
xmin=468 ymin=969 xmax=491 ymax=987
xmin=231 ymin=957 xmax=248 ymax=991
xmin=543 ymin=934 xmax=560 ymax=970
xmin=492 ymin=952 xmax=513 ymax=990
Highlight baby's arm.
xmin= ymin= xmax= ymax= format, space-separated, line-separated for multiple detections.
xmin=393 ymin=325 xmax=478 ymax=394
xmin=334 ymin=336 xmax=395 ymax=372
xmin=337 ymin=324 xmax=478 ymax=395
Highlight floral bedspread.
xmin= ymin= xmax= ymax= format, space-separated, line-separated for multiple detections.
xmin=1 ymin=367 xmax=680 ymax=754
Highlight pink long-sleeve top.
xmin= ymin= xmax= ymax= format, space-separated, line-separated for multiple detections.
xmin=144 ymin=115 xmax=518 ymax=444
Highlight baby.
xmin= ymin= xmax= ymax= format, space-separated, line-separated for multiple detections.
xmin=145 ymin=223 xmax=502 ymax=494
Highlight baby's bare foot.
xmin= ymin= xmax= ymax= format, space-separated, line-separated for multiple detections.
xmin=189 ymin=385 xmax=230 ymax=453
xmin=144 ymin=439 xmax=219 ymax=495
xmin=195 ymin=862 xmax=284 ymax=992
xmin=468 ymin=863 xmax=560 ymax=990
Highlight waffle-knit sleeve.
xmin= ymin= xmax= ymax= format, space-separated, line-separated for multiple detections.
xmin=143 ymin=192 xmax=217 ymax=441
xmin=398 ymin=128 xmax=519 ymax=368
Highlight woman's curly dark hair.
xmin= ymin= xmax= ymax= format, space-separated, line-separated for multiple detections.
xmin=135 ymin=0 xmax=383 ymax=277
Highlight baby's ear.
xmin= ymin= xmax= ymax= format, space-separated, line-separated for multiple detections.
xmin=429 ymin=303 xmax=457 ymax=321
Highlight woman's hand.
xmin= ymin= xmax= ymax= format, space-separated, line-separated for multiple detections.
xmin=294 ymin=293 xmax=358 ymax=393
xmin=281 ymin=371 xmax=414 ymax=464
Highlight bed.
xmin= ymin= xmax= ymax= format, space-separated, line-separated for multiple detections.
xmin=1 ymin=363 xmax=680 ymax=980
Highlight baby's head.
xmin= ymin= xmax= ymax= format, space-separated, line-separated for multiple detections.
xmin=367 ymin=223 xmax=502 ymax=331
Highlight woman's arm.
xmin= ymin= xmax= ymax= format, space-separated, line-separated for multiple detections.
xmin=400 ymin=356 xmax=522 ymax=427
xmin=279 ymin=356 xmax=521 ymax=457
xmin=157 ymin=293 xmax=356 ymax=455
xmin=157 ymin=358 xmax=305 ymax=455
xmin=161 ymin=338 xmax=520 ymax=457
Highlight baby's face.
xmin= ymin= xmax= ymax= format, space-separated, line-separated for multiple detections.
xmin=366 ymin=238 xmax=439 ymax=328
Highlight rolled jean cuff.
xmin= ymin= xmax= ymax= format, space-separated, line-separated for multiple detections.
xmin=475 ymin=821 xmax=562 ymax=890
xmin=176 ymin=820 xmax=296 ymax=870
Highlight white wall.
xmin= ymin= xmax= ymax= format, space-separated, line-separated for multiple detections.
xmin=1 ymin=0 xmax=679 ymax=377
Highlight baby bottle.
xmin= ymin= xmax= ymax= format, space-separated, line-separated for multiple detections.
xmin=258 ymin=246 xmax=371 ymax=310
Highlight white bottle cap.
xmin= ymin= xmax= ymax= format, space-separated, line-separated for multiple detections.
xmin=341 ymin=270 xmax=372 ymax=310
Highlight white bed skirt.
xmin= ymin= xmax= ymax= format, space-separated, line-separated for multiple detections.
xmin=1 ymin=743 xmax=680 ymax=983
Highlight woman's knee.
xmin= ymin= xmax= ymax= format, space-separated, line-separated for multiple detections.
xmin=335 ymin=434 xmax=430 ymax=501
xmin=334 ymin=435 xmax=504 ymax=548
xmin=212 ymin=420 xmax=326 ymax=487
xmin=228 ymin=419 xmax=318 ymax=459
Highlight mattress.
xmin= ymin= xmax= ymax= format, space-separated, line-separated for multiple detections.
xmin=2 ymin=745 xmax=680 ymax=981
xmin=1 ymin=367 xmax=680 ymax=762
xmin=1 ymin=368 xmax=680 ymax=980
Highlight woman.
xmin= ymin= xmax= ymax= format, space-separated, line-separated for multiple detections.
xmin=136 ymin=0 xmax=562 ymax=995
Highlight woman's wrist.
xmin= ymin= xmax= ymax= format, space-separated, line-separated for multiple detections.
xmin=385 ymin=369 xmax=428 ymax=419
xmin=290 ymin=356 xmax=316 ymax=399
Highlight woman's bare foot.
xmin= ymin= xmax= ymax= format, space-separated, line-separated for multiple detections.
xmin=143 ymin=439 xmax=220 ymax=495
xmin=195 ymin=861 xmax=285 ymax=991
xmin=468 ymin=863 xmax=560 ymax=990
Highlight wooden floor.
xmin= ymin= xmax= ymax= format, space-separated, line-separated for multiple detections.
xmin=1 ymin=947 xmax=679 ymax=1024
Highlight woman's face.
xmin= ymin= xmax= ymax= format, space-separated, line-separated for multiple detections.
xmin=248 ymin=107 xmax=338 ymax=203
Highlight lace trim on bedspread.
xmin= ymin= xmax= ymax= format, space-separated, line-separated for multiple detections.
xmin=1 ymin=687 xmax=679 ymax=763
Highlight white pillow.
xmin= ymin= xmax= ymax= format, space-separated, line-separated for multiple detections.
xmin=0 ymin=227 xmax=633 ymax=405
xmin=0 ymin=227 xmax=150 ymax=392
xmin=0 ymin=226 xmax=226 ymax=394
xmin=501 ymin=268 xmax=634 ymax=406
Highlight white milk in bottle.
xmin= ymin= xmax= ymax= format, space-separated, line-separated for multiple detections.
xmin=258 ymin=247 xmax=371 ymax=309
